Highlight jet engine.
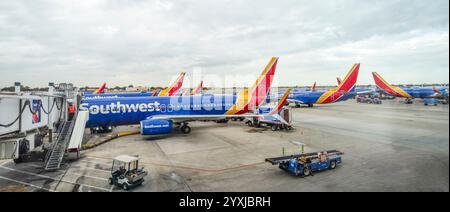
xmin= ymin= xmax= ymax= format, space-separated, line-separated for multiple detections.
xmin=140 ymin=119 xmax=173 ymax=135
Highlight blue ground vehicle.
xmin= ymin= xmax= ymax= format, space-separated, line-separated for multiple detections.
xmin=265 ymin=150 xmax=343 ymax=177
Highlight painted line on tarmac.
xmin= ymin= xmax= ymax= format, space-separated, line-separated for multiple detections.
xmin=85 ymin=155 xmax=266 ymax=173
xmin=26 ymin=161 xmax=111 ymax=174
xmin=67 ymin=171 xmax=109 ymax=181
xmin=0 ymin=176 xmax=55 ymax=192
xmin=70 ymin=160 xmax=111 ymax=171
xmin=24 ymin=163 xmax=109 ymax=181
xmin=70 ymin=164 xmax=111 ymax=174
xmin=0 ymin=165 xmax=110 ymax=192
xmin=85 ymin=156 xmax=201 ymax=167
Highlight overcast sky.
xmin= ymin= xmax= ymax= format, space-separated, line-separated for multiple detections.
xmin=0 ymin=0 xmax=448 ymax=88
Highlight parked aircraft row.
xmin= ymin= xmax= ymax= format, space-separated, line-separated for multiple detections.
xmin=80 ymin=57 xmax=284 ymax=135
xmin=372 ymin=72 xmax=448 ymax=100
xmin=79 ymin=58 xmax=448 ymax=137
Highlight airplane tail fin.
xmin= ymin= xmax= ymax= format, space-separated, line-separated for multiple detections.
xmin=158 ymin=72 xmax=186 ymax=96
xmin=269 ymin=88 xmax=291 ymax=115
xmin=248 ymin=57 xmax=279 ymax=109
xmin=311 ymin=82 xmax=316 ymax=91
xmin=336 ymin=77 xmax=342 ymax=85
xmin=337 ymin=63 xmax=360 ymax=92
xmin=372 ymin=72 xmax=411 ymax=98
xmin=316 ymin=64 xmax=360 ymax=104
xmin=372 ymin=72 xmax=392 ymax=91
xmin=225 ymin=57 xmax=279 ymax=115
xmin=93 ymin=83 xmax=106 ymax=94
xmin=191 ymin=81 xmax=203 ymax=95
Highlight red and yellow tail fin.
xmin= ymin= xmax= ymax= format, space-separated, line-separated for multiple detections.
xmin=226 ymin=57 xmax=278 ymax=115
xmin=316 ymin=63 xmax=360 ymax=104
xmin=158 ymin=72 xmax=186 ymax=96
xmin=372 ymin=72 xmax=411 ymax=98
xmin=191 ymin=81 xmax=203 ymax=95
xmin=247 ymin=57 xmax=278 ymax=109
xmin=269 ymin=88 xmax=291 ymax=115
xmin=93 ymin=83 xmax=106 ymax=94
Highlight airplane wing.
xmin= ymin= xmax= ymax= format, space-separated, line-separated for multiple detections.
xmin=147 ymin=114 xmax=265 ymax=123
xmin=287 ymin=98 xmax=305 ymax=105
xmin=356 ymin=88 xmax=376 ymax=95
xmin=148 ymin=88 xmax=292 ymax=124
xmin=93 ymin=83 xmax=106 ymax=94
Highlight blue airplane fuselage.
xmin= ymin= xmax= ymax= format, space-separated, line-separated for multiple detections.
xmin=402 ymin=87 xmax=448 ymax=99
xmin=80 ymin=95 xmax=239 ymax=128
xmin=287 ymin=87 xmax=357 ymax=105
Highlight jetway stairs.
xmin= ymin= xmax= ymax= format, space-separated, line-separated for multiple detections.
xmin=44 ymin=121 xmax=74 ymax=170
xmin=44 ymin=111 xmax=88 ymax=171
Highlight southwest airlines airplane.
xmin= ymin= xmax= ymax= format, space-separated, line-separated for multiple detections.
xmin=286 ymin=63 xmax=360 ymax=107
xmin=80 ymin=57 xmax=286 ymax=136
xmin=83 ymin=72 xmax=187 ymax=99
xmin=372 ymin=72 xmax=449 ymax=99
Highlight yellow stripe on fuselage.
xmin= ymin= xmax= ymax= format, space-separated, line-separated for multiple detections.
xmin=393 ymin=86 xmax=412 ymax=98
xmin=315 ymin=88 xmax=336 ymax=104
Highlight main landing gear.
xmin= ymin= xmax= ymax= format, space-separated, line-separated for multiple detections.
xmin=180 ymin=123 xmax=191 ymax=134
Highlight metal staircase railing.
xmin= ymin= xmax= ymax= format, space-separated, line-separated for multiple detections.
xmin=44 ymin=120 xmax=74 ymax=171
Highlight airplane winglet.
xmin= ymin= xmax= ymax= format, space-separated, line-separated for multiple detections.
xmin=269 ymin=88 xmax=291 ymax=115
xmin=337 ymin=77 xmax=342 ymax=85
xmin=93 ymin=83 xmax=106 ymax=94
xmin=311 ymin=82 xmax=316 ymax=92
xmin=191 ymin=81 xmax=203 ymax=95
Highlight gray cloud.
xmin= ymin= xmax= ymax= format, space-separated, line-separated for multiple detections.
xmin=0 ymin=0 xmax=448 ymax=88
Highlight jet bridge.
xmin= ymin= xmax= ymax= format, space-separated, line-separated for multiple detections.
xmin=0 ymin=82 xmax=86 ymax=168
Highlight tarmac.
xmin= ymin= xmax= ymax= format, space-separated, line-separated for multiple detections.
xmin=0 ymin=99 xmax=448 ymax=192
